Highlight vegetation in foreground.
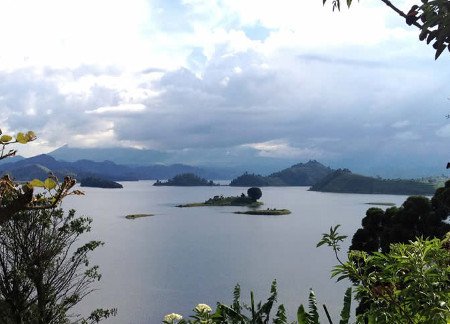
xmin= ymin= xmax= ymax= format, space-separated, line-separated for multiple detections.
xmin=0 ymin=131 xmax=115 ymax=323
xmin=163 ymin=280 xmax=352 ymax=324
xmin=166 ymin=227 xmax=450 ymax=324
xmin=125 ymin=213 xmax=154 ymax=219
xmin=234 ymin=208 xmax=291 ymax=215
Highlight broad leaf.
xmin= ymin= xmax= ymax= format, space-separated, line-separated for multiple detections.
xmin=16 ymin=132 xmax=27 ymax=144
xmin=0 ymin=135 xmax=12 ymax=143
xmin=29 ymin=179 xmax=45 ymax=187
xmin=44 ymin=178 xmax=57 ymax=190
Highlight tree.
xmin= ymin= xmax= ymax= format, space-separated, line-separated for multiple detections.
xmin=0 ymin=206 xmax=116 ymax=323
xmin=333 ymin=237 xmax=450 ymax=323
xmin=247 ymin=187 xmax=262 ymax=202
xmin=0 ymin=130 xmax=82 ymax=225
xmin=350 ymin=183 xmax=450 ymax=254
xmin=323 ymin=0 xmax=450 ymax=59
xmin=0 ymin=130 xmax=115 ymax=323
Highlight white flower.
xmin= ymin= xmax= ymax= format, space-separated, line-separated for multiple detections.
xmin=163 ymin=313 xmax=183 ymax=322
xmin=195 ymin=303 xmax=212 ymax=313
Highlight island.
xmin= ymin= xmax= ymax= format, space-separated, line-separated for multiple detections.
xmin=154 ymin=173 xmax=218 ymax=186
xmin=125 ymin=214 xmax=154 ymax=220
xmin=234 ymin=209 xmax=291 ymax=215
xmin=79 ymin=176 xmax=123 ymax=189
xmin=177 ymin=187 xmax=263 ymax=208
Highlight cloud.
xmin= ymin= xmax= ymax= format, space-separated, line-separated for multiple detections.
xmin=0 ymin=0 xmax=448 ymax=177
xmin=391 ymin=120 xmax=411 ymax=128
xmin=242 ymin=140 xmax=325 ymax=159
xmin=85 ymin=104 xmax=146 ymax=115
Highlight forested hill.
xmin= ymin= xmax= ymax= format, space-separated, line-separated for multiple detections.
xmin=0 ymin=154 xmax=228 ymax=181
xmin=230 ymin=160 xmax=333 ymax=186
xmin=309 ymin=169 xmax=436 ymax=195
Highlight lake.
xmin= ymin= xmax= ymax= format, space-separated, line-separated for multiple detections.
xmin=62 ymin=181 xmax=409 ymax=323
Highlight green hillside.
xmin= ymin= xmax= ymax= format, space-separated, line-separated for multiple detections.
xmin=230 ymin=160 xmax=333 ymax=186
xmin=309 ymin=169 xmax=435 ymax=195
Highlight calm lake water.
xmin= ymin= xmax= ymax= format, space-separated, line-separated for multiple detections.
xmin=62 ymin=181 xmax=409 ymax=323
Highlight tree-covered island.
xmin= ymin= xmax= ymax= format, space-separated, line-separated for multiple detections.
xmin=154 ymin=173 xmax=219 ymax=186
xmin=80 ymin=176 xmax=123 ymax=189
xmin=177 ymin=187 xmax=263 ymax=207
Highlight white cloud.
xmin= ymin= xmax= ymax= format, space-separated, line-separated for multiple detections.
xmin=0 ymin=0 xmax=447 ymax=175
xmin=243 ymin=140 xmax=324 ymax=159
xmin=85 ymin=104 xmax=146 ymax=115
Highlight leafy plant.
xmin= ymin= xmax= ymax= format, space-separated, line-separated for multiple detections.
xmin=0 ymin=130 xmax=83 ymax=225
xmin=297 ymin=288 xmax=352 ymax=324
xmin=319 ymin=224 xmax=450 ymax=323
xmin=0 ymin=207 xmax=116 ymax=323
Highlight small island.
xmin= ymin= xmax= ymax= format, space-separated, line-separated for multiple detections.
xmin=79 ymin=176 xmax=123 ymax=189
xmin=177 ymin=187 xmax=263 ymax=208
xmin=234 ymin=209 xmax=291 ymax=215
xmin=125 ymin=214 xmax=154 ymax=220
xmin=154 ymin=173 xmax=218 ymax=186
xmin=365 ymin=202 xmax=396 ymax=206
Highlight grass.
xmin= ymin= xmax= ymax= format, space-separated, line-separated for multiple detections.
xmin=365 ymin=202 xmax=396 ymax=206
xmin=125 ymin=214 xmax=154 ymax=220
xmin=234 ymin=209 xmax=291 ymax=215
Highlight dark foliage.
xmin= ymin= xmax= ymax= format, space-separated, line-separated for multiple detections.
xmin=154 ymin=173 xmax=218 ymax=186
xmin=247 ymin=187 xmax=262 ymax=201
xmin=351 ymin=182 xmax=450 ymax=254
xmin=80 ymin=176 xmax=123 ymax=188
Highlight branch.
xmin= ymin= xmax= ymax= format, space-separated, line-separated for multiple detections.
xmin=379 ymin=0 xmax=423 ymax=29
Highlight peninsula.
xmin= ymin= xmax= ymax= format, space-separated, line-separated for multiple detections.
xmin=309 ymin=169 xmax=436 ymax=195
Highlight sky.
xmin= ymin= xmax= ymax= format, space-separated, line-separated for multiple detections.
xmin=1 ymin=0 xmax=449 ymax=176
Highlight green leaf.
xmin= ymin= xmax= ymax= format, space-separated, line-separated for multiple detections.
xmin=44 ymin=178 xmax=57 ymax=190
xmin=26 ymin=131 xmax=36 ymax=141
xmin=308 ymin=290 xmax=320 ymax=324
xmin=0 ymin=135 xmax=12 ymax=143
xmin=346 ymin=0 xmax=352 ymax=8
xmin=339 ymin=288 xmax=352 ymax=324
xmin=29 ymin=179 xmax=45 ymax=187
xmin=16 ymin=132 xmax=27 ymax=144
xmin=297 ymin=305 xmax=308 ymax=324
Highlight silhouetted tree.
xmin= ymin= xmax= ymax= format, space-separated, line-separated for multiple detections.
xmin=247 ymin=187 xmax=262 ymax=202
xmin=351 ymin=188 xmax=450 ymax=254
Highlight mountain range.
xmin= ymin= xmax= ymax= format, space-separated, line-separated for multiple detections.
xmin=0 ymin=154 xmax=440 ymax=195
xmin=0 ymin=154 xmax=234 ymax=181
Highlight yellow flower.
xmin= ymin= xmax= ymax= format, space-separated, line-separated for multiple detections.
xmin=163 ymin=313 xmax=183 ymax=322
xmin=195 ymin=303 xmax=212 ymax=313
